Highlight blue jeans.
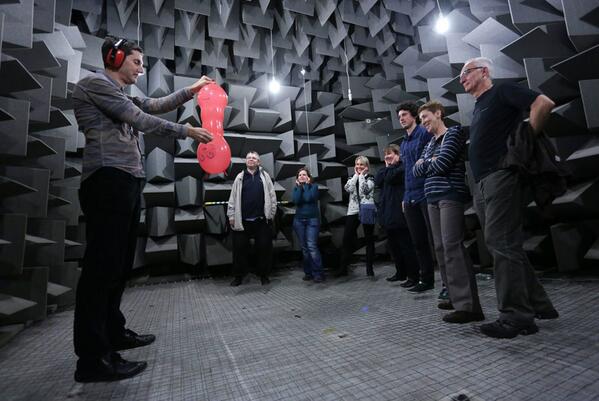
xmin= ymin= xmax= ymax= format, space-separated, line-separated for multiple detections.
xmin=293 ymin=217 xmax=323 ymax=278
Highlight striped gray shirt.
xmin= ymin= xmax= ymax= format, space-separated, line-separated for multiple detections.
xmin=73 ymin=71 xmax=193 ymax=180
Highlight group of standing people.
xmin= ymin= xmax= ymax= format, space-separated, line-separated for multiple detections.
xmin=71 ymin=36 xmax=560 ymax=385
xmin=292 ymin=58 xmax=561 ymax=339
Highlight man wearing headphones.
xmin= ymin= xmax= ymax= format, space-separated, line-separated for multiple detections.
xmin=71 ymin=37 xmax=213 ymax=382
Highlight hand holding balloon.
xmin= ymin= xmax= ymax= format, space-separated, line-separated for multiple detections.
xmin=187 ymin=75 xmax=214 ymax=93
xmin=186 ymin=126 xmax=212 ymax=143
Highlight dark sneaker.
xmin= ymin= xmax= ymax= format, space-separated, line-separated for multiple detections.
xmin=386 ymin=274 xmax=405 ymax=282
xmin=442 ymin=311 xmax=485 ymax=324
xmin=113 ymin=329 xmax=155 ymax=351
xmin=302 ymin=275 xmax=313 ymax=281
xmin=408 ymin=282 xmax=434 ymax=293
xmin=230 ymin=277 xmax=243 ymax=287
xmin=366 ymin=266 xmax=374 ymax=277
xmin=260 ymin=276 xmax=270 ymax=285
xmin=535 ymin=309 xmax=559 ymax=320
xmin=313 ymin=276 xmax=324 ymax=283
xmin=437 ymin=301 xmax=454 ymax=310
xmin=480 ymin=319 xmax=539 ymax=339
xmin=75 ymin=354 xmax=147 ymax=383
xmin=399 ymin=279 xmax=418 ymax=288
xmin=438 ymin=287 xmax=449 ymax=300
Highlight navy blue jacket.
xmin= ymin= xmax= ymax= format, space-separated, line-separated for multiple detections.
xmin=400 ymin=124 xmax=432 ymax=203
xmin=374 ymin=163 xmax=408 ymax=229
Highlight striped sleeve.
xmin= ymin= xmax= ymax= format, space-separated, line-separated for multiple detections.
xmin=412 ymin=142 xmax=432 ymax=178
xmin=426 ymin=127 xmax=465 ymax=176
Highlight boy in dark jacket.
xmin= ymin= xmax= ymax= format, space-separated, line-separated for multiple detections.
xmin=375 ymin=145 xmax=419 ymax=283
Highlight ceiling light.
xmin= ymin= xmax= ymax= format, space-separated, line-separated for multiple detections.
xmin=269 ymin=78 xmax=280 ymax=93
xmin=435 ymin=15 xmax=449 ymax=34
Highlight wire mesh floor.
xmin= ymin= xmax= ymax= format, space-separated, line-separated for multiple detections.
xmin=1 ymin=263 xmax=598 ymax=401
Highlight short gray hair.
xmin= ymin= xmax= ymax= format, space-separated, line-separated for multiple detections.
xmin=464 ymin=57 xmax=493 ymax=79
xmin=246 ymin=150 xmax=260 ymax=160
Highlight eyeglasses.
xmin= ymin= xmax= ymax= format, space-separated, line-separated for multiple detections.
xmin=460 ymin=66 xmax=484 ymax=78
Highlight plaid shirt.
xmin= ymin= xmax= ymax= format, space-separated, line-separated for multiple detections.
xmin=73 ymin=71 xmax=193 ymax=180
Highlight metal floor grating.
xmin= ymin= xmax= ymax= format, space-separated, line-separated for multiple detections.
xmin=1 ymin=263 xmax=598 ymax=401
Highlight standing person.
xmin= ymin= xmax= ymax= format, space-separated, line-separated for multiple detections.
xmin=413 ymin=101 xmax=484 ymax=324
xmin=460 ymin=57 xmax=558 ymax=338
xmin=335 ymin=156 xmax=376 ymax=277
xmin=374 ymin=145 xmax=419 ymax=284
xmin=292 ymin=167 xmax=324 ymax=283
xmin=72 ymin=37 xmax=214 ymax=382
xmin=227 ymin=151 xmax=277 ymax=286
xmin=397 ymin=102 xmax=437 ymax=293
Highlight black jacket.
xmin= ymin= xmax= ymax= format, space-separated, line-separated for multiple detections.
xmin=374 ymin=163 xmax=407 ymax=229
xmin=500 ymin=121 xmax=569 ymax=209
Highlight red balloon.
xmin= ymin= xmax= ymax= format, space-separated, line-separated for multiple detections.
xmin=197 ymin=83 xmax=227 ymax=137
xmin=196 ymin=136 xmax=231 ymax=174
xmin=195 ymin=83 xmax=231 ymax=174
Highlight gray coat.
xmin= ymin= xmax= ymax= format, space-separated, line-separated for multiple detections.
xmin=227 ymin=168 xmax=277 ymax=231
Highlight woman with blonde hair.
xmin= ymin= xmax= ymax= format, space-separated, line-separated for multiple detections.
xmin=334 ymin=156 xmax=376 ymax=277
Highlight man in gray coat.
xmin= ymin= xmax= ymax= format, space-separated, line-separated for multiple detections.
xmin=227 ymin=151 xmax=277 ymax=286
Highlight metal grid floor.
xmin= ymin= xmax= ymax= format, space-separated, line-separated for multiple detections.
xmin=1 ymin=263 xmax=598 ymax=401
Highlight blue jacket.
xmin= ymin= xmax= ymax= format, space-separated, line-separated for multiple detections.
xmin=292 ymin=184 xmax=320 ymax=219
xmin=374 ymin=163 xmax=407 ymax=229
xmin=413 ymin=125 xmax=469 ymax=203
xmin=400 ymin=124 xmax=432 ymax=203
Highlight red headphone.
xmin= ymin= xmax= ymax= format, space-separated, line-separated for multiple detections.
xmin=105 ymin=38 xmax=127 ymax=69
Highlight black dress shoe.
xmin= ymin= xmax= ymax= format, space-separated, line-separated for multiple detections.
xmin=408 ymin=282 xmax=434 ymax=292
xmin=386 ymin=274 xmax=404 ymax=282
xmin=113 ymin=329 xmax=156 ymax=351
xmin=75 ymin=354 xmax=147 ymax=383
xmin=535 ymin=309 xmax=559 ymax=320
xmin=399 ymin=279 xmax=418 ymax=288
xmin=260 ymin=276 xmax=270 ymax=285
xmin=437 ymin=301 xmax=454 ymax=310
xmin=442 ymin=311 xmax=485 ymax=324
xmin=230 ymin=277 xmax=243 ymax=286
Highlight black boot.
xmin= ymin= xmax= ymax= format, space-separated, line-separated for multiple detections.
xmin=366 ymin=266 xmax=374 ymax=277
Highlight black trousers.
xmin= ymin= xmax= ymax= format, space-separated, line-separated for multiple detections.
xmin=232 ymin=219 xmax=273 ymax=278
xmin=404 ymin=201 xmax=435 ymax=285
xmin=386 ymin=226 xmax=419 ymax=281
xmin=340 ymin=214 xmax=375 ymax=271
xmin=74 ymin=167 xmax=144 ymax=360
